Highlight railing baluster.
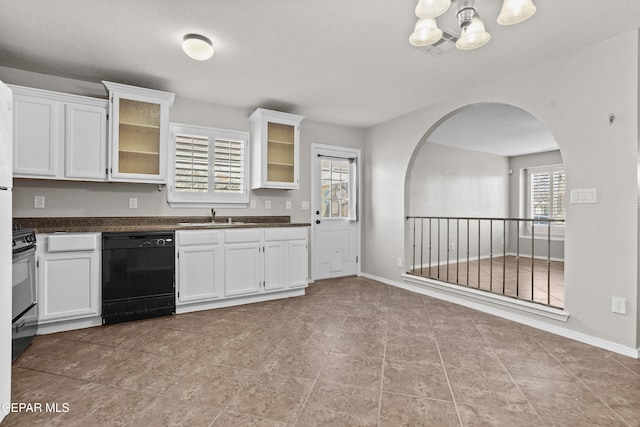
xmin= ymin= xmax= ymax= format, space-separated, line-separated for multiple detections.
xmin=531 ymin=223 xmax=535 ymax=302
xmin=502 ymin=219 xmax=506 ymax=295
xmin=456 ymin=219 xmax=460 ymax=283
xmin=420 ymin=218 xmax=424 ymax=277
xmin=477 ymin=219 xmax=481 ymax=289
xmin=428 ymin=218 xmax=432 ymax=278
xmin=412 ymin=218 xmax=416 ymax=274
xmin=446 ymin=219 xmax=450 ymax=281
xmin=437 ymin=219 xmax=441 ymax=279
xmin=466 ymin=219 xmax=470 ymax=286
xmin=489 ymin=219 xmax=493 ymax=292
xmin=547 ymin=220 xmax=551 ymax=305
xmin=516 ymin=219 xmax=520 ymax=298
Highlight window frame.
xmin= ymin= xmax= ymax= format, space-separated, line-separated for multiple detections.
xmin=168 ymin=123 xmax=250 ymax=208
xmin=522 ymin=164 xmax=565 ymax=238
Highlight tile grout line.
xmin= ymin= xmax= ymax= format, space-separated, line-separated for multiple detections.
xmin=469 ymin=316 xmax=550 ymax=425
xmin=427 ymin=303 xmax=464 ymax=427
xmin=529 ymin=335 xmax=634 ymax=427
xmin=375 ymin=311 xmax=389 ymax=426
xmin=290 ymin=314 xmax=347 ymax=426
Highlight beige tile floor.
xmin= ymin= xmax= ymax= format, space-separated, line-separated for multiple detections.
xmin=4 ymin=276 xmax=639 ymax=427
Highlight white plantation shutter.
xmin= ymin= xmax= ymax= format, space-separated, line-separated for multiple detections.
xmin=175 ymin=134 xmax=209 ymax=192
xmin=527 ymin=165 xmax=565 ymax=234
xmin=552 ymin=171 xmax=566 ymax=221
xmin=213 ymin=137 xmax=244 ymax=193
xmin=169 ymin=124 xmax=249 ymax=206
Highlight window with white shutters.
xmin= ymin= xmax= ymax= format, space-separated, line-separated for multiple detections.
xmin=526 ymin=165 xmax=565 ymax=235
xmin=168 ymin=124 xmax=249 ymax=206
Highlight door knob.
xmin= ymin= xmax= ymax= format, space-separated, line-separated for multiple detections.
xmin=316 ymin=220 xmax=321 ymax=224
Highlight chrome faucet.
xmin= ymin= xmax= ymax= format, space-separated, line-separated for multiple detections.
xmin=211 ymin=209 xmax=216 ymax=223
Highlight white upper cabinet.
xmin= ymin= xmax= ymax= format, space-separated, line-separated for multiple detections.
xmin=11 ymin=85 xmax=108 ymax=181
xmin=65 ymin=102 xmax=108 ymax=180
xmin=250 ymin=108 xmax=304 ymax=190
xmin=103 ymin=81 xmax=174 ymax=184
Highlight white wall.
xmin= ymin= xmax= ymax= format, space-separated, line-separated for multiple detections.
xmin=364 ymin=30 xmax=639 ymax=349
xmin=406 ymin=142 xmax=509 ymax=269
xmin=0 ymin=67 xmax=365 ymax=222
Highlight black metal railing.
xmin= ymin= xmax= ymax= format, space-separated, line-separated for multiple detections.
xmin=406 ymin=216 xmax=565 ymax=308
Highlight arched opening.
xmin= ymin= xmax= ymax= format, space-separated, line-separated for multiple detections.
xmin=405 ymin=103 xmax=565 ymax=308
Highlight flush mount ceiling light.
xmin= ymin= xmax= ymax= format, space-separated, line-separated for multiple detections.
xmin=409 ymin=0 xmax=536 ymax=51
xmin=182 ymin=34 xmax=214 ymax=61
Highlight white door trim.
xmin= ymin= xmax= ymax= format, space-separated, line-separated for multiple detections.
xmin=310 ymin=143 xmax=362 ymax=281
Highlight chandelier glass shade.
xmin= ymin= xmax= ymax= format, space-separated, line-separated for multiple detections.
xmin=409 ymin=18 xmax=444 ymax=46
xmin=409 ymin=0 xmax=536 ymax=51
xmin=497 ymin=0 xmax=537 ymax=25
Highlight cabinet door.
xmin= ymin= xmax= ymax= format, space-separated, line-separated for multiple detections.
xmin=104 ymin=81 xmax=174 ymax=184
xmin=13 ymin=95 xmax=59 ymax=177
xmin=38 ymin=251 xmax=100 ymax=322
xmin=265 ymin=120 xmax=298 ymax=188
xmin=288 ymin=239 xmax=309 ymax=288
xmin=224 ymin=242 xmax=262 ymax=297
xmin=65 ymin=102 xmax=108 ymax=180
xmin=264 ymin=241 xmax=286 ymax=291
xmin=250 ymin=109 xmax=304 ymax=190
xmin=177 ymin=244 xmax=224 ymax=303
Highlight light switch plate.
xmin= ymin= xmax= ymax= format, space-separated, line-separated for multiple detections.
xmin=265 ymin=200 xmax=271 ymax=210
xmin=250 ymin=200 xmax=256 ymax=209
xmin=129 ymin=198 xmax=138 ymax=209
xmin=285 ymin=201 xmax=292 ymax=210
xmin=570 ymin=188 xmax=597 ymax=204
xmin=301 ymin=201 xmax=310 ymax=210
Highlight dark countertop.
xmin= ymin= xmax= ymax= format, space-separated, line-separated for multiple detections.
xmin=14 ymin=216 xmax=311 ymax=234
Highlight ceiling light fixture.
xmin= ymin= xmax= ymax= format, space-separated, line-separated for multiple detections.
xmin=182 ymin=34 xmax=214 ymax=61
xmin=409 ymin=0 xmax=536 ymax=51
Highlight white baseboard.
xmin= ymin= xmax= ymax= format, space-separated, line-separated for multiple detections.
xmin=37 ymin=316 xmax=102 ymax=335
xmin=359 ymin=272 xmax=638 ymax=359
xmin=176 ymin=288 xmax=306 ymax=314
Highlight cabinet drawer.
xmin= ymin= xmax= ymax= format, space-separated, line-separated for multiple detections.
xmin=177 ymin=230 xmax=220 ymax=246
xmin=47 ymin=233 xmax=99 ymax=252
xmin=264 ymin=227 xmax=308 ymax=242
xmin=224 ymin=229 xmax=261 ymax=243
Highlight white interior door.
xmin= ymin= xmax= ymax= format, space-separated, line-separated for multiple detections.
xmin=311 ymin=145 xmax=360 ymax=280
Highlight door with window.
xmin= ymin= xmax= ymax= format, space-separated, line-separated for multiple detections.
xmin=311 ymin=145 xmax=360 ymax=280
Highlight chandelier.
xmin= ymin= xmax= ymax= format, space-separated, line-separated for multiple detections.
xmin=409 ymin=0 xmax=536 ymax=50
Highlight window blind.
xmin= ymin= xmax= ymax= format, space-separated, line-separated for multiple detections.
xmin=175 ymin=134 xmax=209 ymax=192
xmin=213 ymin=137 xmax=245 ymax=193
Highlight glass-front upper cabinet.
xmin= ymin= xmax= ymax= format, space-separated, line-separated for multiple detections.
xmin=103 ymin=81 xmax=174 ymax=183
xmin=250 ymin=108 xmax=304 ymax=190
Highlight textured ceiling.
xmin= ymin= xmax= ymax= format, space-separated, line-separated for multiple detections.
xmin=0 ymin=1 xmax=639 ymax=128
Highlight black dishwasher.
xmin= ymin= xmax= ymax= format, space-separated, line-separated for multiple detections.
xmin=102 ymin=231 xmax=175 ymax=325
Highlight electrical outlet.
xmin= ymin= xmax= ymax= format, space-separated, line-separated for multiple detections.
xmin=129 ymin=198 xmax=138 ymax=209
xmin=265 ymin=200 xmax=271 ymax=209
xmin=285 ymin=200 xmax=292 ymax=210
xmin=397 ymin=257 xmax=403 ymax=268
xmin=612 ymin=297 xmax=627 ymax=315
xmin=34 ymin=196 xmax=45 ymax=209
xmin=250 ymin=200 xmax=256 ymax=209
xmin=450 ymin=243 xmax=456 ymax=250
xmin=301 ymin=201 xmax=309 ymax=210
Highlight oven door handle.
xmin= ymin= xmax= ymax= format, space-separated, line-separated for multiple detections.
xmin=13 ymin=246 xmax=36 ymax=259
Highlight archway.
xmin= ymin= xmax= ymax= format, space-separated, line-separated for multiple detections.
xmin=404 ymin=103 xmax=565 ymax=308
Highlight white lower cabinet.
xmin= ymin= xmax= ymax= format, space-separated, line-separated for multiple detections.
xmin=176 ymin=230 xmax=224 ymax=303
xmin=36 ymin=233 xmax=101 ymax=323
xmin=176 ymin=227 xmax=309 ymax=308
